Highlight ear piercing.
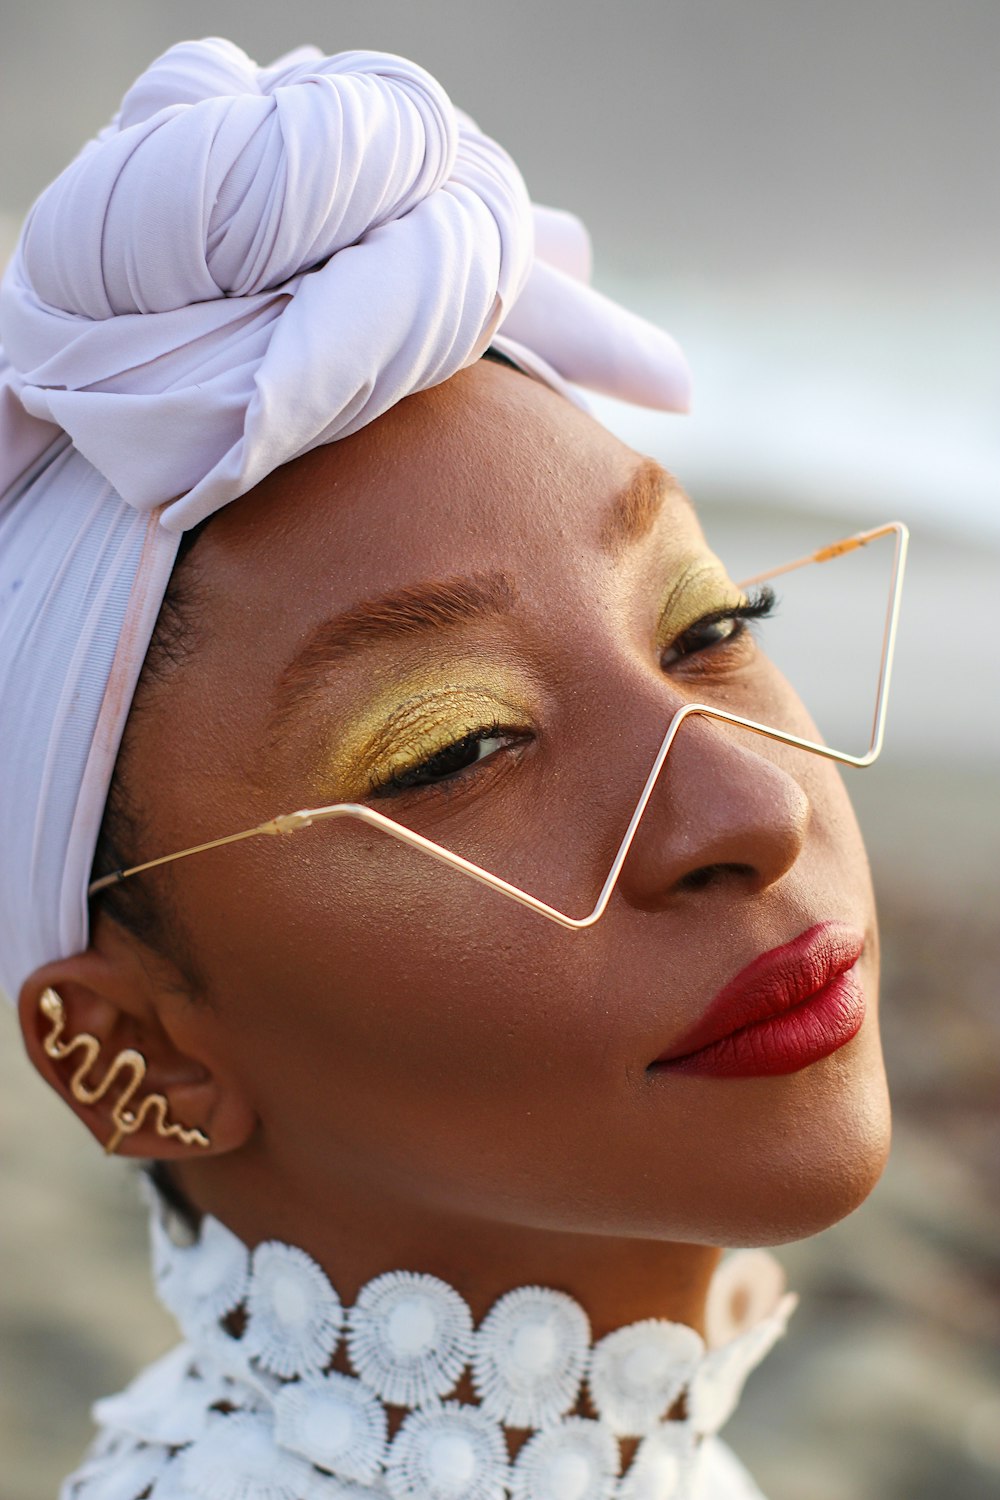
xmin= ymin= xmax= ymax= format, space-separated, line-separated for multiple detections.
xmin=38 ymin=987 xmax=210 ymax=1156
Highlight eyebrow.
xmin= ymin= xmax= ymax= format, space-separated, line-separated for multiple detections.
xmin=268 ymin=572 xmax=517 ymax=738
xmin=599 ymin=457 xmax=690 ymax=554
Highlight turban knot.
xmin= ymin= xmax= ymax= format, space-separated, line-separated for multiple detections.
xmin=1 ymin=39 xmax=547 ymax=528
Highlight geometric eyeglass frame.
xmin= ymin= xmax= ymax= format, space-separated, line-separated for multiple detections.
xmin=89 ymin=520 xmax=910 ymax=931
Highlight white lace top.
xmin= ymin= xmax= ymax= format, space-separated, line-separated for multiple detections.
xmin=59 ymin=1189 xmax=798 ymax=1500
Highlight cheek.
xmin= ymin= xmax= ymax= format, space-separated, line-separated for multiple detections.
xmin=197 ymin=857 xmax=889 ymax=1247
xmin=190 ymin=842 xmax=617 ymax=1171
xmin=206 ymin=771 xmax=791 ymax=1241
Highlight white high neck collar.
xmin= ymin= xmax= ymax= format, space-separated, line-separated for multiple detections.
xmin=68 ymin=1187 xmax=798 ymax=1500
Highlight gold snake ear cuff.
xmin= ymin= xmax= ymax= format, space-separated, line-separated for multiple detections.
xmin=39 ymin=987 xmax=211 ymax=1156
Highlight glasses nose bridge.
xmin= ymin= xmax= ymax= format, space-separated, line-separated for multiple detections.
xmin=586 ymin=697 xmax=724 ymax=922
xmin=586 ymin=696 xmax=843 ymax=926
xmin=557 ymin=652 xmax=701 ymax=853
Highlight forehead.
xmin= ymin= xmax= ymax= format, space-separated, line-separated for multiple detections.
xmin=202 ymin=359 xmax=705 ymax=615
xmin=130 ymin=361 xmax=718 ymax=831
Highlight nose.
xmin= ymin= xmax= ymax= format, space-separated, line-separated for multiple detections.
xmin=613 ymin=702 xmax=811 ymax=910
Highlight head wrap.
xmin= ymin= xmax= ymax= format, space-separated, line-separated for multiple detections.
xmin=0 ymin=38 xmax=692 ymax=1002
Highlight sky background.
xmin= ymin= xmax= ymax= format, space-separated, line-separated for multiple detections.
xmin=1 ymin=7 xmax=998 ymax=1499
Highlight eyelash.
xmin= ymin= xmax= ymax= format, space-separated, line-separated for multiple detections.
xmin=368 ymin=586 xmax=778 ymax=799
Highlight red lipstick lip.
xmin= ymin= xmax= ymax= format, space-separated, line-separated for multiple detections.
xmin=651 ymin=921 xmax=866 ymax=1067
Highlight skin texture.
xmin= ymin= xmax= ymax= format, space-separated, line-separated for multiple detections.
xmin=19 ymin=359 xmax=891 ymax=1363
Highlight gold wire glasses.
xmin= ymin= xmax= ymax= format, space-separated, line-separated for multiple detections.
xmin=88 ymin=521 xmax=909 ymax=930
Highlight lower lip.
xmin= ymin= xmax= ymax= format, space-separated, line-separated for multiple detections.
xmin=652 ymin=969 xmax=866 ymax=1078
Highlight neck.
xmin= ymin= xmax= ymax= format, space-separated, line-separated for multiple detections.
xmin=170 ymin=1154 xmax=723 ymax=1343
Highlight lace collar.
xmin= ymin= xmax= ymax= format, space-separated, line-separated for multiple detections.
xmin=63 ymin=1188 xmax=798 ymax=1500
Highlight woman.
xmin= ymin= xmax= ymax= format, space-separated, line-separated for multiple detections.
xmin=0 ymin=38 xmax=903 ymax=1500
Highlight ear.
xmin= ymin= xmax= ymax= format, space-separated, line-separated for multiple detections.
xmin=18 ymin=918 xmax=257 ymax=1160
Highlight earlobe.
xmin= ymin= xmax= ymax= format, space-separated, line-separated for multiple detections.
xmin=17 ymin=955 xmax=254 ymax=1161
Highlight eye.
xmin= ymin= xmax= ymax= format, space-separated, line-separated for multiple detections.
xmin=660 ymin=586 xmax=776 ymax=667
xmin=369 ymin=723 xmax=521 ymax=797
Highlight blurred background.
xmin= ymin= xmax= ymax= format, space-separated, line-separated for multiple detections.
xmin=0 ymin=3 xmax=997 ymax=1497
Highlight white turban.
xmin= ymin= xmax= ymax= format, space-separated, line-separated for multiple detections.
xmin=0 ymin=38 xmax=692 ymax=1002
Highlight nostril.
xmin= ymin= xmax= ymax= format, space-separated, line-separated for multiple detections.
xmin=676 ymin=863 xmax=755 ymax=892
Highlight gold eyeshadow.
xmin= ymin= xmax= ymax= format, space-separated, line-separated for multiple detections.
xmin=310 ymin=555 xmax=744 ymax=801
xmin=655 ymin=557 xmax=746 ymax=648
xmin=315 ymin=672 xmax=536 ymax=802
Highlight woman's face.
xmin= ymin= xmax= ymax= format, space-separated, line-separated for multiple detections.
xmin=122 ymin=358 xmax=890 ymax=1248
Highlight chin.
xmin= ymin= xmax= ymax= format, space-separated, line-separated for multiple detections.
xmin=702 ymin=1069 xmax=894 ymax=1248
xmin=741 ymin=1153 xmax=891 ymax=1246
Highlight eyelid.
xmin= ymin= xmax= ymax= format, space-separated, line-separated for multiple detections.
xmin=655 ymin=561 xmax=747 ymax=648
xmin=321 ymin=682 xmax=537 ymax=801
xmin=367 ymin=721 xmax=529 ymax=801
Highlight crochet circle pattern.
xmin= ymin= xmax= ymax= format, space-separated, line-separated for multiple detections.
xmin=62 ymin=1191 xmax=798 ymax=1500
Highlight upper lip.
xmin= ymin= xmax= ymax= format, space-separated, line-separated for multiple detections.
xmin=651 ymin=921 xmax=865 ymax=1065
